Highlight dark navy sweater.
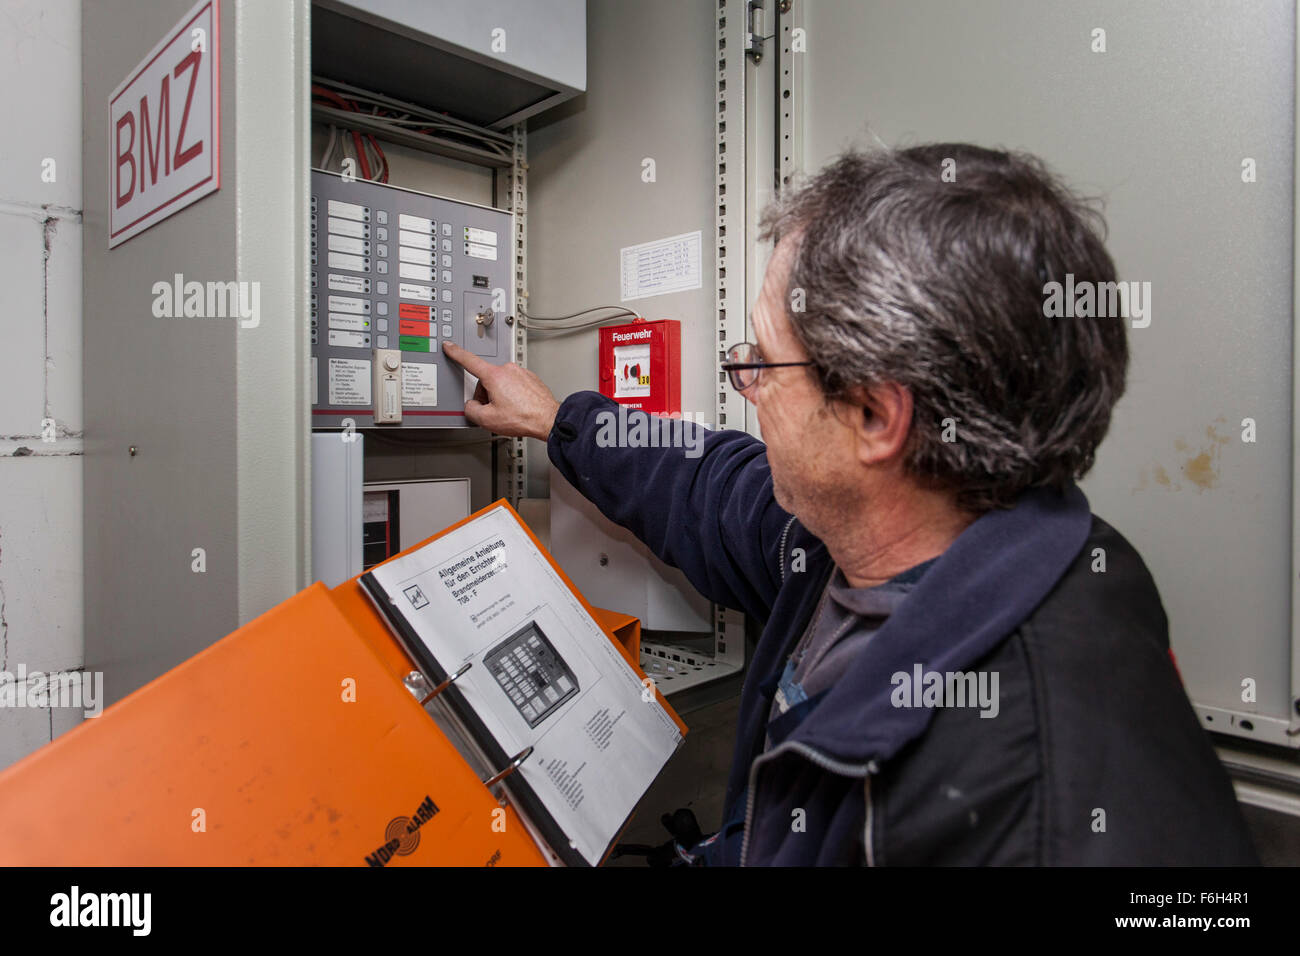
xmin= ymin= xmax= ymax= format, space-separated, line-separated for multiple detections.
xmin=548 ymin=390 xmax=1258 ymax=865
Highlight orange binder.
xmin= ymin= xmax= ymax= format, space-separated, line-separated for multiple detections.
xmin=0 ymin=499 xmax=684 ymax=866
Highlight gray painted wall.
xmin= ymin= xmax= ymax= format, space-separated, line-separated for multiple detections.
xmin=800 ymin=0 xmax=1296 ymax=736
xmin=526 ymin=0 xmax=719 ymax=498
xmin=83 ymin=0 xmax=310 ymax=704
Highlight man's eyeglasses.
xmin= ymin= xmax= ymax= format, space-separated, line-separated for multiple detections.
xmin=720 ymin=342 xmax=815 ymax=391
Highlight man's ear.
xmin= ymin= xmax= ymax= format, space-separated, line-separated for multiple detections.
xmin=849 ymin=382 xmax=912 ymax=467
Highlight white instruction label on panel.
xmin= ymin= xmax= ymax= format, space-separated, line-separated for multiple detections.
xmin=363 ymin=491 xmax=389 ymax=523
xmin=328 ymin=313 xmax=371 ymax=332
xmin=399 ymin=283 xmax=433 ymax=302
xmin=399 ymin=263 xmax=433 ymax=282
xmin=328 ymin=357 xmax=371 ymax=406
xmin=327 ymin=217 xmax=368 ymax=239
xmin=620 ymin=230 xmax=702 ymax=302
xmin=613 ymin=344 xmax=652 ymax=398
xmin=398 ymin=214 xmax=434 ymax=234
xmin=328 ymin=329 xmax=371 ymax=349
xmin=401 ymin=363 xmax=438 ymax=407
xmin=465 ymin=227 xmax=497 ymax=246
xmin=328 ymin=199 xmax=368 ymax=222
xmin=328 ymin=295 xmax=369 ymax=314
xmin=328 ymin=252 xmax=369 ymax=273
xmin=465 ymin=242 xmax=498 ymax=261
xmin=399 ymin=246 xmax=434 ymax=266
xmin=328 ymin=273 xmax=370 ymax=294
xmin=328 ymin=234 xmax=369 ymax=255
xmin=398 ymin=230 xmax=434 ymax=250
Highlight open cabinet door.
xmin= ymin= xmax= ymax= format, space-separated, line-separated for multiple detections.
xmin=798 ymin=0 xmax=1299 ymax=750
xmin=82 ymin=0 xmax=312 ymax=705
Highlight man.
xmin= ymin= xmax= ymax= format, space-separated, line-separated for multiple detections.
xmin=443 ymin=144 xmax=1257 ymax=866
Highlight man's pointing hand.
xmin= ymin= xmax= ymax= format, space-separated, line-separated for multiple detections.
xmin=442 ymin=340 xmax=561 ymax=441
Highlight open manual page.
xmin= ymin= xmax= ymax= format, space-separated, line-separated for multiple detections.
xmin=360 ymin=502 xmax=685 ymax=866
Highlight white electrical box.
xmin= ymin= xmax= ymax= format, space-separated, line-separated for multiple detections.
xmin=549 ymin=464 xmax=712 ymax=633
xmin=311 ymin=434 xmax=366 ymax=588
xmin=362 ymin=478 xmax=472 ymax=568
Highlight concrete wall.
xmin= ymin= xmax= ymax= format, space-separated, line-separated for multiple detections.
xmin=0 ymin=0 xmax=85 ymax=767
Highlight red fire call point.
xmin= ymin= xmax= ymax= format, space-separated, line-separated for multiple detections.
xmin=597 ymin=318 xmax=681 ymax=415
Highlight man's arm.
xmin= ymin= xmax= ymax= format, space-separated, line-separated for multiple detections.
xmin=443 ymin=343 xmax=794 ymax=620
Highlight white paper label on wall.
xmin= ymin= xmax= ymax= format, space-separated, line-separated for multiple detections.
xmin=401 ymin=363 xmax=438 ymax=407
xmin=328 ymin=357 xmax=371 ymax=405
xmin=108 ymin=0 xmax=220 ymax=248
xmin=620 ymin=230 xmax=703 ymax=302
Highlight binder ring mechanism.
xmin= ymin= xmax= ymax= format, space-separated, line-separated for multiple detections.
xmin=413 ymin=662 xmax=473 ymax=706
xmin=402 ymin=664 xmax=534 ymax=790
xmin=483 ymin=746 xmax=533 ymax=789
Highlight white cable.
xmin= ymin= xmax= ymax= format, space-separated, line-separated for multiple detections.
xmin=520 ymin=305 xmax=642 ymax=323
xmin=321 ymin=124 xmax=338 ymax=169
xmin=522 ymin=315 xmax=641 ymax=334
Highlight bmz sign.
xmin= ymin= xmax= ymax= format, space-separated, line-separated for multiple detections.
xmin=109 ymin=0 xmax=220 ymax=248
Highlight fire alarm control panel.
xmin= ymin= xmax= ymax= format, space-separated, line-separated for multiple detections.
xmin=597 ymin=318 xmax=681 ymax=416
xmin=310 ymin=170 xmax=513 ymax=428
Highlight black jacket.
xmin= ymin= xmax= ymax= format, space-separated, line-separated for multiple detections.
xmin=548 ymin=390 xmax=1258 ymax=865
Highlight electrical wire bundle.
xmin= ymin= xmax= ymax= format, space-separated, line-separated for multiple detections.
xmin=518 ymin=304 xmax=644 ymax=336
xmin=314 ymin=84 xmax=390 ymax=183
xmin=312 ymin=78 xmax=514 ymax=171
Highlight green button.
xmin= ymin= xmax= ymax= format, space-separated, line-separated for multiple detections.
xmin=398 ymin=336 xmax=430 ymax=353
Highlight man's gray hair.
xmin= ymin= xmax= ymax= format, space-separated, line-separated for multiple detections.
xmin=759 ymin=144 xmax=1129 ymax=512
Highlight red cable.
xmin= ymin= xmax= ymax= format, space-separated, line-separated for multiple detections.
xmin=351 ymin=130 xmax=372 ymax=180
xmin=368 ymin=135 xmax=389 ymax=182
xmin=313 ymin=84 xmax=390 ymax=181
